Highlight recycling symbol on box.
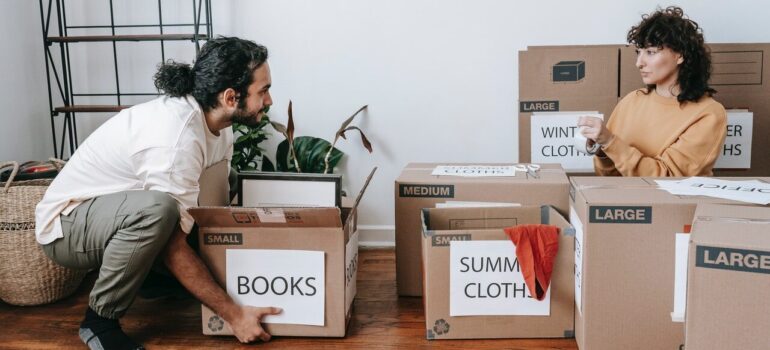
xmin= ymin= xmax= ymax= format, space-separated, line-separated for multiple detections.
xmin=208 ymin=315 xmax=224 ymax=332
xmin=433 ymin=319 xmax=450 ymax=335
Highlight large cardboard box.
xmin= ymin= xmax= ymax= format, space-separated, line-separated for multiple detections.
xmin=394 ymin=163 xmax=570 ymax=296
xmin=570 ymin=176 xmax=770 ymax=350
xmin=421 ymin=205 xmax=575 ymax=339
xmin=518 ymin=45 xmax=621 ymax=173
xmin=684 ymin=204 xmax=770 ymax=349
xmin=521 ymin=43 xmax=770 ymax=175
xmin=189 ymin=169 xmax=374 ymax=337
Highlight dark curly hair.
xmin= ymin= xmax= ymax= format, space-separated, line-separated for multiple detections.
xmin=627 ymin=6 xmax=715 ymax=103
xmin=154 ymin=36 xmax=269 ymax=111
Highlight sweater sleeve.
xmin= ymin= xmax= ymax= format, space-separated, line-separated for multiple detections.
xmin=593 ymin=97 xmax=623 ymax=176
xmin=601 ymin=103 xmax=727 ymax=176
xmin=594 ymin=153 xmax=621 ymax=176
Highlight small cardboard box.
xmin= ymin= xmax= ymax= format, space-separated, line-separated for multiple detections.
xmin=189 ymin=170 xmax=373 ymax=337
xmin=685 ymin=204 xmax=770 ymax=349
xmin=395 ymin=163 xmax=570 ymax=296
xmin=190 ymin=207 xmax=359 ymax=337
xmin=421 ymin=205 xmax=575 ymax=339
xmin=570 ymin=176 xmax=770 ymax=350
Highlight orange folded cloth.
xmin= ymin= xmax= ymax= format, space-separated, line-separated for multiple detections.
xmin=504 ymin=224 xmax=560 ymax=301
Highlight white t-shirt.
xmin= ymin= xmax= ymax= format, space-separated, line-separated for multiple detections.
xmin=35 ymin=95 xmax=233 ymax=245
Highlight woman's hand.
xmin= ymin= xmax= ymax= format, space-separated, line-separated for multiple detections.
xmin=577 ymin=116 xmax=614 ymax=145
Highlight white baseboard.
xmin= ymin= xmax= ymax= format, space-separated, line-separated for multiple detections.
xmin=358 ymin=224 xmax=395 ymax=247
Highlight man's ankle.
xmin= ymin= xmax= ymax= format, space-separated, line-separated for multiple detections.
xmin=79 ymin=307 xmax=144 ymax=350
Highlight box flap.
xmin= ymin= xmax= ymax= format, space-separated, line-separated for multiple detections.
xmin=571 ymin=176 xmax=770 ymax=205
xmin=344 ymin=167 xmax=376 ymax=229
xmin=691 ymin=203 xmax=770 ymax=248
xmin=424 ymin=206 xmax=542 ymax=231
xmin=189 ymin=207 xmax=342 ymax=228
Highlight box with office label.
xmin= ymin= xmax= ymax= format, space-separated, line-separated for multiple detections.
xmin=421 ymin=205 xmax=575 ymax=339
xmin=684 ymin=204 xmax=770 ymax=350
xmin=394 ymin=163 xmax=570 ymax=296
xmin=189 ymin=169 xmax=374 ymax=337
xmin=569 ymin=176 xmax=770 ymax=350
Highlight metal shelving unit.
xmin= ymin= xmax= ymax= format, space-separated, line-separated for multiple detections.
xmin=39 ymin=0 xmax=212 ymax=158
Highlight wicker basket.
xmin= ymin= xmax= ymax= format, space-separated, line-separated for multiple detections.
xmin=0 ymin=161 xmax=87 ymax=306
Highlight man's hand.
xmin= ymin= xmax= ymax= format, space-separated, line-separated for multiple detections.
xmin=162 ymin=229 xmax=282 ymax=344
xmin=577 ymin=116 xmax=614 ymax=145
xmin=228 ymin=306 xmax=283 ymax=343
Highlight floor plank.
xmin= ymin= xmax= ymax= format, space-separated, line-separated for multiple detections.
xmin=0 ymin=248 xmax=578 ymax=349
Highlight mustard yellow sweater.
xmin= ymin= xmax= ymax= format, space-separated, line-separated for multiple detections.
xmin=595 ymin=89 xmax=727 ymax=176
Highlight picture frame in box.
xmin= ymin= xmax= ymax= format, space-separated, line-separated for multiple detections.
xmin=237 ymin=171 xmax=342 ymax=208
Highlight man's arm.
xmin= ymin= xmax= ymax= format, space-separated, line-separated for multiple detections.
xmin=162 ymin=227 xmax=282 ymax=343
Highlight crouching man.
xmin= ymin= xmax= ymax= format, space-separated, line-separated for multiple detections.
xmin=35 ymin=36 xmax=280 ymax=349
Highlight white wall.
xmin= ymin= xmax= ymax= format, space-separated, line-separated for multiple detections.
xmin=1 ymin=0 xmax=51 ymax=161
xmin=3 ymin=0 xmax=770 ymax=244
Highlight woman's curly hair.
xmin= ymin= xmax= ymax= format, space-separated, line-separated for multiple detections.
xmin=627 ymin=6 xmax=715 ymax=103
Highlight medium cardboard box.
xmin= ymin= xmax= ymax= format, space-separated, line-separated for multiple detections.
xmin=421 ymin=205 xmax=575 ymax=339
xmin=188 ymin=170 xmax=373 ymax=337
xmin=570 ymin=176 xmax=770 ymax=350
xmin=394 ymin=163 xmax=570 ymax=296
xmin=685 ymin=204 xmax=770 ymax=349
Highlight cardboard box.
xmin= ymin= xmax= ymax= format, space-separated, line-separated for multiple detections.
xmin=570 ymin=176 xmax=770 ymax=350
xmin=394 ymin=163 xmax=570 ymax=296
xmin=684 ymin=204 xmax=770 ymax=349
xmin=421 ymin=205 xmax=575 ymax=339
xmin=521 ymin=43 xmax=770 ymax=174
xmin=518 ymin=45 xmax=622 ymax=171
xmin=199 ymin=159 xmax=231 ymax=206
xmin=189 ymin=170 xmax=374 ymax=337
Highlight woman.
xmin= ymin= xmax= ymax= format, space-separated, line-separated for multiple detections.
xmin=577 ymin=6 xmax=726 ymax=176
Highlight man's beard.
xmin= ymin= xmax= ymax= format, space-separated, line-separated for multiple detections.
xmin=230 ymin=106 xmax=262 ymax=126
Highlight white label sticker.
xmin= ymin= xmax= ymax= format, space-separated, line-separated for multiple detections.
xmin=671 ymin=233 xmax=689 ymax=322
xmin=656 ymin=177 xmax=770 ymax=205
xmin=530 ymin=112 xmax=603 ymax=172
xmin=226 ymin=249 xmax=325 ymax=326
xmin=256 ymin=208 xmax=286 ymax=223
xmin=570 ymin=206 xmax=584 ymax=315
xmin=449 ymin=240 xmax=550 ymax=316
xmin=714 ymin=111 xmax=752 ymax=169
xmin=431 ymin=165 xmax=516 ymax=177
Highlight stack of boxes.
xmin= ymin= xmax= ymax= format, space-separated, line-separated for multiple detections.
xmin=186 ymin=42 xmax=770 ymax=345
xmin=518 ymin=43 xmax=770 ymax=175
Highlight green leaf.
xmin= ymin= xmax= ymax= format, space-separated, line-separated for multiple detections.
xmin=231 ymin=117 xmax=271 ymax=172
xmin=277 ymin=136 xmax=344 ymax=173
xmin=261 ymin=156 xmax=275 ymax=172
xmin=276 ymin=139 xmax=295 ymax=172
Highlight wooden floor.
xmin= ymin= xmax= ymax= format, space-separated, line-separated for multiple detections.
xmin=0 ymin=248 xmax=578 ymax=349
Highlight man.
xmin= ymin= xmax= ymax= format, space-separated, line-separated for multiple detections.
xmin=35 ymin=37 xmax=280 ymax=349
